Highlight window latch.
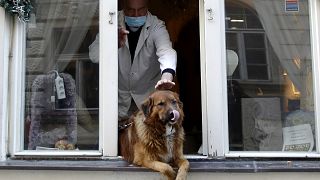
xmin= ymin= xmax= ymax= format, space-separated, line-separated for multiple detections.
xmin=109 ymin=12 xmax=115 ymax=24
xmin=207 ymin=8 xmax=213 ymax=21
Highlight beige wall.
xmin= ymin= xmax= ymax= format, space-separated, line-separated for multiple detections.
xmin=0 ymin=171 xmax=320 ymax=180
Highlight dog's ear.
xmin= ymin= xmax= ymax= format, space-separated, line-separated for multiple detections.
xmin=141 ymin=96 xmax=153 ymax=117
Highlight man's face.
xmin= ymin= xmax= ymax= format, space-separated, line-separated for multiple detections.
xmin=124 ymin=0 xmax=148 ymax=17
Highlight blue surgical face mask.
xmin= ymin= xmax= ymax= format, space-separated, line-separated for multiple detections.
xmin=125 ymin=16 xmax=146 ymax=27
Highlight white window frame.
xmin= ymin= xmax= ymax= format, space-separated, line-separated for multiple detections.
xmin=310 ymin=0 xmax=320 ymax=156
xmin=0 ymin=9 xmax=13 ymax=161
xmin=3 ymin=0 xmax=320 ymax=159
xmin=7 ymin=0 xmax=119 ymax=157
xmin=203 ymin=0 xmax=229 ymax=157
xmin=204 ymin=0 xmax=320 ymax=158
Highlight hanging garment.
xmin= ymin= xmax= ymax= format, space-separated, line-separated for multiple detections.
xmin=28 ymin=73 xmax=77 ymax=150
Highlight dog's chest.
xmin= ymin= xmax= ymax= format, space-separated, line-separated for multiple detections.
xmin=161 ymin=125 xmax=176 ymax=163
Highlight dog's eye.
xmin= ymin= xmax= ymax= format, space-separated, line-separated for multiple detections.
xmin=157 ymin=102 xmax=165 ymax=106
xmin=172 ymin=100 xmax=177 ymax=105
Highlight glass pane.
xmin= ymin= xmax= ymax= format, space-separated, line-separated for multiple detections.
xmin=226 ymin=33 xmax=240 ymax=79
xmin=25 ymin=1 xmax=99 ymax=150
xmin=225 ymin=3 xmax=263 ymax=30
xmin=244 ymin=33 xmax=265 ymax=48
xmin=226 ymin=33 xmax=238 ymax=50
xmin=246 ymin=49 xmax=267 ymax=64
xmin=226 ymin=0 xmax=315 ymax=152
xmin=245 ymin=10 xmax=263 ymax=29
xmin=247 ymin=65 xmax=269 ymax=80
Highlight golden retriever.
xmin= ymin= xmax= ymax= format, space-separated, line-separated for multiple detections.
xmin=120 ymin=90 xmax=189 ymax=180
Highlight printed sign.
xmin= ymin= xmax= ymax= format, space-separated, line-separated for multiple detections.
xmin=282 ymin=124 xmax=314 ymax=152
xmin=285 ymin=0 xmax=299 ymax=12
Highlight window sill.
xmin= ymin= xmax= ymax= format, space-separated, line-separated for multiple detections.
xmin=1 ymin=159 xmax=320 ymax=172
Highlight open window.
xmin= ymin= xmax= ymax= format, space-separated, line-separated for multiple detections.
xmin=117 ymin=0 xmax=203 ymax=155
xmin=10 ymin=0 xmax=118 ymax=156
xmin=6 ymin=0 xmax=320 ymax=159
xmin=24 ymin=0 xmax=100 ymax=151
xmin=225 ymin=0 xmax=317 ymax=154
xmin=147 ymin=0 xmax=203 ymax=155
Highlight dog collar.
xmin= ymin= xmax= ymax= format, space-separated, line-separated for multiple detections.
xmin=118 ymin=122 xmax=133 ymax=130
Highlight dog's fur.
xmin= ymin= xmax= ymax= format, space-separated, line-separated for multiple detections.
xmin=120 ymin=90 xmax=189 ymax=180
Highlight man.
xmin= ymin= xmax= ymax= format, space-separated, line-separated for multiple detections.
xmin=89 ymin=0 xmax=177 ymax=120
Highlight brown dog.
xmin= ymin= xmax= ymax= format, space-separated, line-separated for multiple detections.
xmin=120 ymin=90 xmax=189 ymax=180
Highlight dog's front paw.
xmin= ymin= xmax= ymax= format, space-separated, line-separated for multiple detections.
xmin=175 ymin=171 xmax=187 ymax=180
xmin=175 ymin=159 xmax=189 ymax=180
xmin=163 ymin=165 xmax=176 ymax=180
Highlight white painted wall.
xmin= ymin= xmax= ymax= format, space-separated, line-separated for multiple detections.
xmin=0 ymin=171 xmax=320 ymax=180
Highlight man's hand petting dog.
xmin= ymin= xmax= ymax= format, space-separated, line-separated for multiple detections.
xmin=155 ymin=79 xmax=175 ymax=90
xmin=155 ymin=72 xmax=175 ymax=90
xmin=119 ymin=90 xmax=189 ymax=180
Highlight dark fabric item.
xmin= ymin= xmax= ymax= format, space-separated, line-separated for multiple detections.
xmin=126 ymin=24 xmax=143 ymax=62
xmin=162 ymin=68 xmax=176 ymax=77
xmin=119 ymin=98 xmax=138 ymax=122
xmin=28 ymin=73 xmax=77 ymax=150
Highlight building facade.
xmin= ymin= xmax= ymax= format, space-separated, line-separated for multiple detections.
xmin=1 ymin=0 xmax=320 ymax=179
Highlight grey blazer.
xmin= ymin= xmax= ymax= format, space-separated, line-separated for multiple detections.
xmin=89 ymin=11 xmax=177 ymax=119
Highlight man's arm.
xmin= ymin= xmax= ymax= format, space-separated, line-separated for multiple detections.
xmin=153 ymin=21 xmax=177 ymax=90
xmin=89 ymin=28 xmax=129 ymax=63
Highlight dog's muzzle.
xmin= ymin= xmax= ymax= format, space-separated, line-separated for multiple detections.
xmin=168 ymin=110 xmax=180 ymax=124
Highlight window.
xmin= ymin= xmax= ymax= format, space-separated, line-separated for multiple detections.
xmin=10 ymin=0 xmax=118 ymax=156
xmin=5 ymin=0 xmax=320 ymax=159
xmin=203 ymin=0 xmax=320 ymax=157
xmin=119 ymin=0 xmax=203 ymax=155
xmin=9 ymin=0 xmax=205 ymax=157
xmin=25 ymin=15 xmax=99 ymax=151
xmin=24 ymin=1 xmax=100 ymax=151
xmin=224 ymin=0 xmax=319 ymax=155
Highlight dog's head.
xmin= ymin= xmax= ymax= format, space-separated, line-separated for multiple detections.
xmin=141 ymin=90 xmax=184 ymax=127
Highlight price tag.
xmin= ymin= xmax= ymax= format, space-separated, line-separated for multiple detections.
xmin=55 ymin=76 xmax=66 ymax=99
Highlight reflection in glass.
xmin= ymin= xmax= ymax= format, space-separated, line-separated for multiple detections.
xmin=24 ymin=1 xmax=99 ymax=150
xmin=226 ymin=0 xmax=315 ymax=152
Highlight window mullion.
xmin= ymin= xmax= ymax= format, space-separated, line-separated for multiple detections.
xmin=100 ymin=0 xmax=118 ymax=157
xmin=309 ymin=0 xmax=320 ymax=154
xmin=9 ymin=18 xmax=26 ymax=156
xmin=199 ymin=0 xmax=208 ymax=156
xmin=0 ymin=9 xmax=11 ymax=161
xmin=204 ymin=0 xmax=229 ymax=157
xmin=264 ymin=34 xmax=272 ymax=81
xmin=238 ymin=33 xmax=247 ymax=80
